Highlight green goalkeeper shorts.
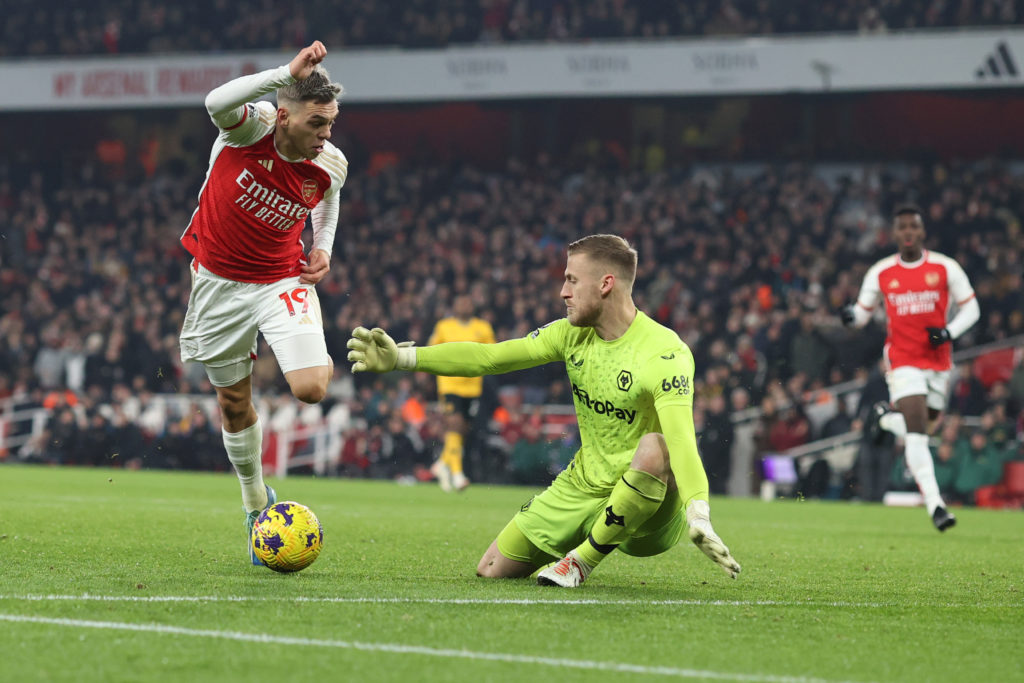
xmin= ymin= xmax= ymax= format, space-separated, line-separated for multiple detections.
xmin=497 ymin=467 xmax=685 ymax=566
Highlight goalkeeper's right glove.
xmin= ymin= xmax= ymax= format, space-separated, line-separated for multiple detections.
xmin=346 ymin=327 xmax=416 ymax=373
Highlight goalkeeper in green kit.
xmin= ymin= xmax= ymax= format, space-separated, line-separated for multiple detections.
xmin=347 ymin=234 xmax=740 ymax=587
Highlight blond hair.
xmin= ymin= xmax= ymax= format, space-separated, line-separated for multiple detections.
xmin=567 ymin=234 xmax=638 ymax=288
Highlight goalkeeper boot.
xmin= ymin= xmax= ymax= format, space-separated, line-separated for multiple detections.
xmin=245 ymin=484 xmax=277 ymax=566
xmin=537 ymin=550 xmax=591 ymax=588
xmin=430 ymin=460 xmax=454 ymax=493
xmin=452 ymin=471 xmax=470 ymax=492
xmin=932 ymin=506 xmax=956 ymax=532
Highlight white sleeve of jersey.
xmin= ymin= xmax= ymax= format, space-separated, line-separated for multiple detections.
xmin=310 ymin=143 xmax=349 ymax=256
xmin=940 ymin=254 xmax=979 ymax=338
xmin=853 ymin=259 xmax=886 ymax=326
xmin=311 ymin=194 xmax=339 ymax=256
xmin=205 ymin=65 xmax=294 ymax=145
xmin=942 ymin=255 xmax=975 ymax=304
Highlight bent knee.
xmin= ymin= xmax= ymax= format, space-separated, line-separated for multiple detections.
xmin=638 ymin=432 xmax=667 ymax=452
xmin=476 ymin=559 xmax=504 ymax=578
xmin=286 ymin=367 xmax=330 ymax=404
xmin=476 ymin=542 xmax=536 ymax=578
xmin=632 ymin=432 xmax=671 ymax=477
xmin=292 ymin=382 xmax=328 ymax=404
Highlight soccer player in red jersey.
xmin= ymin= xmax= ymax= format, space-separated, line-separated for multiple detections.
xmin=841 ymin=205 xmax=979 ymax=531
xmin=178 ymin=41 xmax=349 ymax=564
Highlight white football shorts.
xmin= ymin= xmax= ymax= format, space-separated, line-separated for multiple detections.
xmin=885 ymin=365 xmax=951 ymax=411
xmin=179 ymin=263 xmax=329 ymax=387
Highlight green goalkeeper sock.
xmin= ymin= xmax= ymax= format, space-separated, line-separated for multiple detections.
xmin=575 ymin=468 xmax=667 ymax=570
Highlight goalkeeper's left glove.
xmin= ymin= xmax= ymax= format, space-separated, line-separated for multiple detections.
xmin=926 ymin=326 xmax=952 ymax=348
xmin=686 ymin=500 xmax=741 ymax=579
xmin=346 ymin=327 xmax=416 ymax=373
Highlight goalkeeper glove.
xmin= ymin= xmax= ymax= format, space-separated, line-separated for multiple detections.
xmin=686 ymin=500 xmax=741 ymax=579
xmin=838 ymin=303 xmax=856 ymax=327
xmin=926 ymin=326 xmax=952 ymax=347
xmin=346 ymin=327 xmax=416 ymax=373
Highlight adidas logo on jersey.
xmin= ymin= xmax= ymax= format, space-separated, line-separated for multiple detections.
xmin=974 ymin=41 xmax=1019 ymax=80
xmin=258 ymin=159 xmax=274 ymax=172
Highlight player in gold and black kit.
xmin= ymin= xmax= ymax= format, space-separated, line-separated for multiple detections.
xmin=427 ymin=295 xmax=496 ymax=492
xmin=347 ymin=234 xmax=739 ymax=587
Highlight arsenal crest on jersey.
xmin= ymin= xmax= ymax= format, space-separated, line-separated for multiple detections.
xmin=925 ymin=272 xmax=940 ymax=287
xmin=301 ymin=179 xmax=318 ymax=204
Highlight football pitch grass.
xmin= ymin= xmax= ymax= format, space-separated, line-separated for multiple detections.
xmin=1 ymin=465 xmax=1021 ymax=683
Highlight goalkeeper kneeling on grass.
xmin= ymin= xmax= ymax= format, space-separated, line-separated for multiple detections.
xmin=347 ymin=234 xmax=740 ymax=587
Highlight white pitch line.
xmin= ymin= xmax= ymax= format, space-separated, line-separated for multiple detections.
xmin=0 ymin=594 xmax=1013 ymax=609
xmin=0 ymin=613 xmax=866 ymax=683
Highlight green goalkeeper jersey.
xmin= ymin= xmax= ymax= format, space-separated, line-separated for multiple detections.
xmin=413 ymin=311 xmax=708 ymax=504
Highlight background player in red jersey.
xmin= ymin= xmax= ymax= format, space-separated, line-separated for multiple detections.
xmin=841 ymin=205 xmax=979 ymax=531
xmin=178 ymin=41 xmax=349 ymax=564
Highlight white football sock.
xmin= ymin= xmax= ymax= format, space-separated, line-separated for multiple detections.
xmin=879 ymin=411 xmax=907 ymax=438
xmin=223 ymin=419 xmax=267 ymax=513
xmin=904 ymin=432 xmax=943 ymax=514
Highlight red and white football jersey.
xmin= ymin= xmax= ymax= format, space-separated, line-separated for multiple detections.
xmin=182 ymin=74 xmax=348 ymax=284
xmin=856 ymin=250 xmax=975 ymax=371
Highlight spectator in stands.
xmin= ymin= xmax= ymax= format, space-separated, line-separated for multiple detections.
xmin=382 ymin=411 xmax=428 ymax=481
xmin=78 ymin=410 xmax=114 ymax=467
xmin=978 ymin=404 xmax=1016 ymax=455
xmin=697 ymin=393 xmax=734 ymax=495
xmin=932 ymin=443 xmax=962 ymax=503
xmin=5 ymin=0 xmax=1023 ymax=56
xmin=508 ymin=420 xmax=553 ymax=486
xmin=1009 ymin=354 xmax=1024 ymax=414
xmin=789 ymin=311 xmax=832 ymax=383
xmin=819 ymin=396 xmax=853 ymax=441
xmin=952 ymin=429 xmax=1007 ymax=505
xmin=767 ymin=404 xmax=811 ymax=453
xmin=39 ymin=403 xmax=83 ymax=465
xmin=949 ymin=359 xmax=989 ymax=416
xmin=757 ymin=383 xmax=811 ymax=454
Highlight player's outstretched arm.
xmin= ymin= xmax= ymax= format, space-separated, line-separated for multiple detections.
xmin=347 ymin=327 xmax=415 ymax=373
xmin=349 ymin=326 xmax=554 ymax=377
xmin=289 ymin=40 xmax=327 ymax=81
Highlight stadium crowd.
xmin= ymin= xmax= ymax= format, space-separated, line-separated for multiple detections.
xmin=2 ymin=149 xmax=1023 ymax=499
xmin=3 ymin=0 xmax=1021 ymax=57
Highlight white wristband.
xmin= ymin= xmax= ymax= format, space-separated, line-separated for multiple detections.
xmin=685 ymin=499 xmax=710 ymax=523
xmin=396 ymin=347 xmax=417 ymax=371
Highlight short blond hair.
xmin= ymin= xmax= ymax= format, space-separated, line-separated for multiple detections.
xmin=567 ymin=234 xmax=638 ymax=288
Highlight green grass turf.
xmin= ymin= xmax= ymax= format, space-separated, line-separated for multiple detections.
xmin=1 ymin=464 xmax=1021 ymax=683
